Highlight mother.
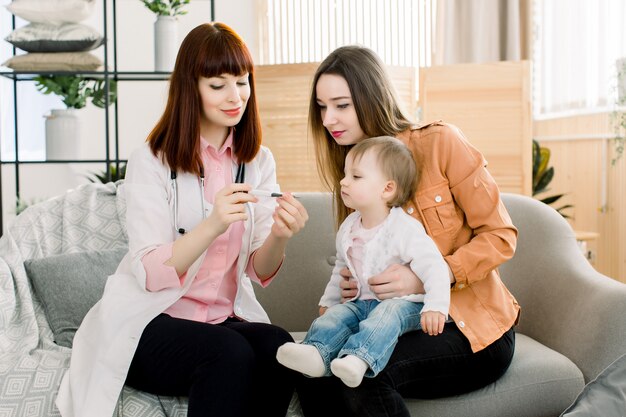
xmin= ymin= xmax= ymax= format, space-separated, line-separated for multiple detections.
xmin=297 ymin=45 xmax=520 ymax=417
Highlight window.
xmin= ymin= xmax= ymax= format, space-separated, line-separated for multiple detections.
xmin=259 ymin=0 xmax=436 ymax=68
xmin=533 ymin=0 xmax=626 ymax=117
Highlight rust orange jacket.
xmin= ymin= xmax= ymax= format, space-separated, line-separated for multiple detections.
xmin=398 ymin=121 xmax=521 ymax=352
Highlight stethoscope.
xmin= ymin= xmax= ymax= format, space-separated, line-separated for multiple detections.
xmin=171 ymin=163 xmax=245 ymax=235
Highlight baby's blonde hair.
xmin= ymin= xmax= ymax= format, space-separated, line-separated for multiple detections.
xmin=347 ymin=136 xmax=418 ymax=207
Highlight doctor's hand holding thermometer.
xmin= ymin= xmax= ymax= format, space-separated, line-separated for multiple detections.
xmin=203 ymin=184 xmax=306 ymax=240
xmin=247 ymin=189 xmax=307 ymax=238
xmin=252 ymin=188 xmax=308 ymax=278
xmin=166 ymin=182 xmax=307 ymax=279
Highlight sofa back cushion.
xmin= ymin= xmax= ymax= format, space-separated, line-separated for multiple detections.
xmin=255 ymin=192 xmax=336 ymax=332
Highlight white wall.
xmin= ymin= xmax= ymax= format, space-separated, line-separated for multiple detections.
xmin=0 ymin=0 xmax=260 ymax=228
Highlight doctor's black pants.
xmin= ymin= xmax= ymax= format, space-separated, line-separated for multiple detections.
xmin=125 ymin=313 xmax=296 ymax=417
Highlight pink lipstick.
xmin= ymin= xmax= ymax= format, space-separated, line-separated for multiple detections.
xmin=223 ymin=108 xmax=241 ymax=117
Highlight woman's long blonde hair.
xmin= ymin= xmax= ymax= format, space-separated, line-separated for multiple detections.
xmin=308 ymin=45 xmax=413 ymax=227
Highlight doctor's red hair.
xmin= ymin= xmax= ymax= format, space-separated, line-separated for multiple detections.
xmin=147 ymin=22 xmax=262 ymax=175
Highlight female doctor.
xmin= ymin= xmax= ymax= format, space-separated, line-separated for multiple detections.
xmin=56 ymin=23 xmax=308 ymax=417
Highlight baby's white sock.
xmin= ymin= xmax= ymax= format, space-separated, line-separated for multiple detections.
xmin=330 ymin=355 xmax=369 ymax=387
xmin=276 ymin=342 xmax=326 ymax=377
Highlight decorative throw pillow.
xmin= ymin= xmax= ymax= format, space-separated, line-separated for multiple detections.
xmin=5 ymin=23 xmax=103 ymax=53
xmin=5 ymin=0 xmax=96 ymax=24
xmin=2 ymin=52 xmax=103 ymax=71
xmin=23 ymin=248 xmax=127 ymax=348
xmin=560 ymin=353 xmax=626 ymax=416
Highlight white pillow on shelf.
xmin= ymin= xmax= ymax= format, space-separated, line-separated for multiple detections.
xmin=6 ymin=0 xmax=96 ymax=24
xmin=5 ymin=23 xmax=103 ymax=53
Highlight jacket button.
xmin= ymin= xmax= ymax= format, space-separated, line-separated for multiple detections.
xmin=458 ymin=321 xmax=465 ymax=328
xmin=407 ymin=207 xmax=414 ymax=214
xmin=434 ymin=195 xmax=442 ymax=203
xmin=457 ymin=283 xmax=465 ymax=289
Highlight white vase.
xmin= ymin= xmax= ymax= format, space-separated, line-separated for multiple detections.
xmin=154 ymin=15 xmax=178 ymax=72
xmin=45 ymin=109 xmax=80 ymax=160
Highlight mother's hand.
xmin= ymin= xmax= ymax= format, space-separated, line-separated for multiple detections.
xmin=339 ymin=267 xmax=359 ymax=303
xmin=368 ymin=264 xmax=425 ymax=300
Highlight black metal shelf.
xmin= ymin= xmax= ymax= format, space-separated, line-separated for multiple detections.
xmin=0 ymin=0 xmax=215 ymax=233
xmin=0 ymin=0 xmax=188 ymax=234
xmin=1 ymin=159 xmax=129 ymax=165
xmin=0 ymin=70 xmax=171 ymax=81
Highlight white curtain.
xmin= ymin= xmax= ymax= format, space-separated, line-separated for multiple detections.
xmin=535 ymin=0 xmax=626 ymax=114
xmin=259 ymin=0 xmax=436 ymax=67
xmin=433 ymin=0 xmax=523 ymax=65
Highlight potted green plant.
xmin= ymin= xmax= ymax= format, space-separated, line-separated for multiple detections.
xmin=34 ymin=75 xmax=117 ymax=110
xmin=34 ymin=75 xmax=118 ymax=160
xmin=141 ymin=0 xmax=190 ymax=16
xmin=15 ymin=196 xmax=45 ymax=216
xmin=610 ymin=57 xmax=625 ymax=165
xmin=86 ymin=163 xmax=127 ymax=184
xmin=532 ymin=139 xmax=572 ymax=218
xmin=140 ymin=0 xmax=191 ymax=71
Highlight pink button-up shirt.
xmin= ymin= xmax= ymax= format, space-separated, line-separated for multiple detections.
xmin=141 ymin=133 xmax=266 ymax=324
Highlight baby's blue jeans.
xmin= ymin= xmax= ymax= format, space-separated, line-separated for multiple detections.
xmin=302 ymin=298 xmax=423 ymax=377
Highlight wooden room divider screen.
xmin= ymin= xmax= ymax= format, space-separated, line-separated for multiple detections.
xmin=255 ymin=63 xmax=417 ymax=192
xmin=256 ymin=60 xmax=531 ymax=196
xmin=419 ymin=60 xmax=533 ymax=196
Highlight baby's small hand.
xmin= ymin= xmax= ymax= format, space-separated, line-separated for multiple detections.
xmin=421 ymin=311 xmax=445 ymax=336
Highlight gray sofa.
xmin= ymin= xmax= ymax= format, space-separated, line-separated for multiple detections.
xmin=257 ymin=192 xmax=626 ymax=417
xmin=0 ymin=182 xmax=624 ymax=417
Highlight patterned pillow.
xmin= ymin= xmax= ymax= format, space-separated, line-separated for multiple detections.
xmin=5 ymin=0 xmax=96 ymax=24
xmin=5 ymin=23 xmax=103 ymax=53
xmin=2 ymin=52 xmax=103 ymax=71
xmin=23 ymin=248 xmax=127 ymax=348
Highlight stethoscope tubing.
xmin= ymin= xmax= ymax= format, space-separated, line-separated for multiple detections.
xmin=171 ymin=163 xmax=244 ymax=235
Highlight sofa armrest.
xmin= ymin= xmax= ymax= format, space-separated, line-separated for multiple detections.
xmin=500 ymin=193 xmax=626 ymax=382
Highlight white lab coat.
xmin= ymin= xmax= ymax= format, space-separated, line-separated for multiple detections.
xmin=56 ymin=143 xmax=281 ymax=417
xmin=319 ymin=207 xmax=450 ymax=317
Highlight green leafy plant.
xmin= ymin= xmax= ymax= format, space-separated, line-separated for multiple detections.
xmin=141 ymin=0 xmax=190 ymax=16
xmin=34 ymin=75 xmax=117 ymax=110
xmin=15 ymin=196 xmax=45 ymax=215
xmin=610 ymin=57 xmax=626 ymax=165
xmin=86 ymin=163 xmax=126 ymax=183
xmin=532 ymin=139 xmax=572 ymax=218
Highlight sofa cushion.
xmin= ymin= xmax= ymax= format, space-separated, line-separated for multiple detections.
xmin=256 ymin=192 xmax=337 ymax=332
xmin=24 ymin=248 xmax=127 ymax=348
xmin=403 ymin=334 xmax=585 ymax=417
